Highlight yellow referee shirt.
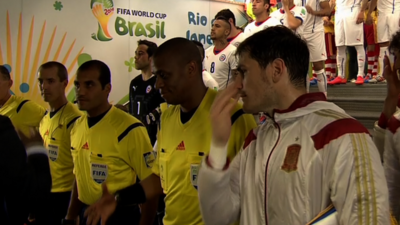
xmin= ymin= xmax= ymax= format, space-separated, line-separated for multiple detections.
xmin=153 ymin=89 xmax=257 ymax=225
xmin=0 ymin=95 xmax=45 ymax=133
xmin=39 ymin=102 xmax=82 ymax=193
xmin=70 ymin=106 xmax=154 ymax=205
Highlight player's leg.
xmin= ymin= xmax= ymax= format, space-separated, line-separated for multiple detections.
xmin=373 ymin=44 xmax=379 ymax=77
xmin=329 ymin=13 xmax=347 ymax=85
xmin=376 ymin=12 xmax=390 ymax=78
xmin=364 ymin=23 xmax=376 ymax=81
xmin=309 ymin=31 xmax=328 ymax=96
xmin=324 ymin=33 xmax=332 ymax=78
xmin=346 ymin=9 xmax=365 ymax=85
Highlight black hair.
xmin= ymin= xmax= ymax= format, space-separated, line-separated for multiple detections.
xmin=389 ymin=30 xmax=400 ymax=53
xmin=214 ymin=16 xmax=232 ymax=31
xmin=154 ymin=37 xmax=202 ymax=75
xmin=236 ymin=26 xmax=309 ymax=88
xmin=215 ymin=9 xmax=236 ymax=25
xmin=39 ymin=61 xmax=68 ymax=82
xmin=77 ymin=60 xmax=111 ymax=89
xmin=0 ymin=65 xmax=10 ymax=80
xmin=191 ymin=40 xmax=205 ymax=60
xmin=264 ymin=0 xmax=271 ymax=10
xmin=137 ymin=40 xmax=158 ymax=58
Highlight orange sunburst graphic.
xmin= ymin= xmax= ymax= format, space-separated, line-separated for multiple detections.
xmin=0 ymin=11 xmax=84 ymax=108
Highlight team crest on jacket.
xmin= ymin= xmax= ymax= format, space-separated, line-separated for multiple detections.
xmin=281 ymin=144 xmax=301 ymax=172
xmin=91 ymin=163 xmax=108 ymax=184
xmin=219 ymin=54 xmax=226 ymax=62
xmin=146 ymin=85 xmax=152 ymax=93
xmin=190 ymin=164 xmax=200 ymax=190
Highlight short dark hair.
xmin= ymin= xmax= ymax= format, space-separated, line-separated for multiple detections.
xmin=191 ymin=40 xmax=205 ymax=60
xmin=77 ymin=60 xmax=111 ymax=89
xmin=389 ymin=31 xmax=400 ymax=53
xmin=39 ymin=61 xmax=68 ymax=82
xmin=215 ymin=9 xmax=236 ymax=25
xmin=0 ymin=65 xmax=10 ymax=80
xmin=215 ymin=16 xmax=232 ymax=30
xmin=236 ymin=26 xmax=309 ymax=88
xmin=137 ymin=40 xmax=158 ymax=58
xmin=154 ymin=37 xmax=202 ymax=75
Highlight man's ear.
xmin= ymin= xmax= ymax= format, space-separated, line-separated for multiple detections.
xmin=8 ymin=79 xmax=13 ymax=88
xmin=104 ymin=83 xmax=112 ymax=94
xmin=63 ymin=79 xmax=68 ymax=88
xmin=264 ymin=3 xmax=270 ymax=10
xmin=187 ymin=61 xmax=197 ymax=77
xmin=271 ymin=59 xmax=285 ymax=83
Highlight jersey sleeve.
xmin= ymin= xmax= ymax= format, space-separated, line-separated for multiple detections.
xmin=122 ymin=123 xmax=155 ymax=180
xmin=228 ymin=49 xmax=238 ymax=71
xmin=198 ymin=149 xmax=242 ymax=225
xmin=293 ymin=7 xmax=307 ymax=23
xmin=227 ymin=109 xmax=257 ymax=159
xmin=384 ymin=116 xmax=400 ymax=217
xmin=317 ymin=119 xmax=390 ymax=224
xmin=18 ymin=101 xmax=46 ymax=127
xmin=152 ymin=120 xmax=162 ymax=176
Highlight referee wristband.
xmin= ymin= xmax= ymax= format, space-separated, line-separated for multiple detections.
xmin=115 ymin=183 xmax=147 ymax=206
xmin=61 ymin=219 xmax=76 ymax=225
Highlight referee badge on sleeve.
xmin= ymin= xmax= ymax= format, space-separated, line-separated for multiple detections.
xmin=143 ymin=152 xmax=154 ymax=168
xmin=190 ymin=164 xmax=200 ymax=190
xmin=91 ymin=163 xmax=108 ymax=184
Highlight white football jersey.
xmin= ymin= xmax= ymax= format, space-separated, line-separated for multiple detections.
xmin=204 ymin=44 xmax=238 ymax=90
xmin=271 ymin=6 xmax=307 ymax=35
xmin=294 ymin=0 xmax=328 ymax=33
xmin=335 ymin=0 xmax=361 ymax=10
xmin=228 ymin=32 xmax=247 ymax=47
xmin=244 ymin=17 xmax=282 ymax=38
xmin=377 ymin=0 xmax=400 ymax=13
xmin=202 ymin=70 xmax=219 ymax=91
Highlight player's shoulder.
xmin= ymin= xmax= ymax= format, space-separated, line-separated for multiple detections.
xmin=161 ymin=104 xmax=179 ymax=120
xmin=305 ymin=104 xmax=369 ymax=145
xmin=18 ymin=97 xmax=45 ymax=114
xmin=388 ymin=110 xmax=400 ymax=134
xmin=109 ymin=106 xmax=141 ymax=126
xmin=131 ymin=74 xmax=143 ymax=83
xmin=230 ymin=102 xmax=252 ymax=125
xmin=63 ymin=102 xmax=83 ymax=126
xmin=205 ymin=45 xmax=214 ymax=54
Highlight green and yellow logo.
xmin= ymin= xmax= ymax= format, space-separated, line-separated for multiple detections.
xmin=90 ymin=0 xmax=115 ymax=41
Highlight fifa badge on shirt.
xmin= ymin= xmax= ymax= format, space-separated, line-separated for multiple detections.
xmin=281 ymin=144 xmax=301 ymax=172
xmin=301 ymin=8 xmax=306 ymax=16
xmin=91 ymin=162 xmax=108 ymax=184
xmin=219 ymin=54 xmax=226 ymax=62
xmin=143 ymin=152 xmax=154 ymax=168
xmin=146 ymin=85 xmax=152 ymax=94
xmin=48 ymin=144 xmax=59 ymax=161
xmin=190 ymin=164 xmax=200 ymax=190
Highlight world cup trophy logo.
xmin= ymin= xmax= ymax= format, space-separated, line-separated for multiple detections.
xmin=90 ymin=0 xmax=114 ymax=41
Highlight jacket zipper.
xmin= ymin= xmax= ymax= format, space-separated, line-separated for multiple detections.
xmin=264 ymin=122 xmax=281 ymax=224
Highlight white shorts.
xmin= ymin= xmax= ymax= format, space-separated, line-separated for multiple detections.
xmin=377 ymin=11 xmax=400 ymax=43
xmin=335 ymin=9 xmax=364 ymax=46
xmin=303 ymin=31 xmax=327 ymax=62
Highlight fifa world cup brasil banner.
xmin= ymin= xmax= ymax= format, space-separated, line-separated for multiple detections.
xmin=0 ymin=0 xmax=247 ymax=107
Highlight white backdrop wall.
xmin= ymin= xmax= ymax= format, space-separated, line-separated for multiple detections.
xmin=0 ymin=0 xmax=246 ymax=107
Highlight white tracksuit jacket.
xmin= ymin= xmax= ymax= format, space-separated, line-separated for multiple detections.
xmin=198 ymin=93 xmax=390 ymax=225
xmin=383 ymin=111 xmax=400 ymax=221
